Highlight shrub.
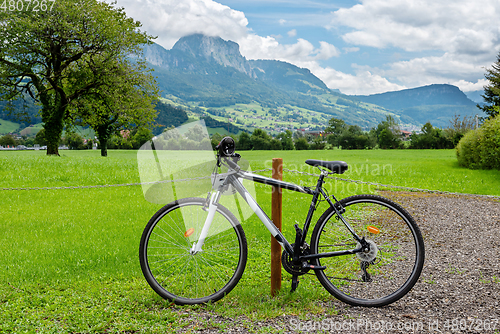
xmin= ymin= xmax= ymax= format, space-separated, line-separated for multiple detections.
xmin=0 ymin=134 xmax=16 ymax=147
xmin=480 ymin=115 xmax=500 ymax=169
xmin=309 ymin=137 xmax=326 ymax=150
xmin=456 ymin=115 xmax=500 ymax=169
xmin=294 ymin=137 xmax=309 ymax=150
xmin=456 ymin=128 xmax=483 ymax=169
xmin=66 ymin=132 xmax=85 ymax=150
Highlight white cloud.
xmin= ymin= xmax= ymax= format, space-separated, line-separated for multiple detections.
xmin=238 ymin=36 xmax=340 ymax=66
xmin=113 ymin=0 xmax=340 ymax=64
xmin=311 ymin=66 xmax=406 ymax=95
xmin=113 ymin=0 xmax=249 ymax=49
xmin=332 ymin=0 xmax=500 ymax=55
xmin=452 ymin=79 xmax=489 ymax=92
xmin=316 ymin=41 xmax=340 ymax=59
xmin=343 ymin=47 xmax=360 ymax=54
xmin=110 ymin=0 xmax=496 ymax=95
xmin=329 ymin=0 xmax=500 ymax=93
xmin=355 ymin=52 xmax=490 ymax=92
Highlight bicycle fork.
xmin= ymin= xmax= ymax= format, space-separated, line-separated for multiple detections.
xmin=190 ymin=191 xmax=221 ymax=254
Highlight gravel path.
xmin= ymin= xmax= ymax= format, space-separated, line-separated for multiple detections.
xmin=177 ymin=192 xmax=500 ymax=333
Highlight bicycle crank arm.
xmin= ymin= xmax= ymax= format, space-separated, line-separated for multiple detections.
xmin=302 ymin=262 xmax=326 ymax=270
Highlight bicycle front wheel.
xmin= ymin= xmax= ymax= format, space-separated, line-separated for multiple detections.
xmin=139 ymin=197 xmax=247 ymax=305
xmin=311 ymin=194 xmax=424 ymax=307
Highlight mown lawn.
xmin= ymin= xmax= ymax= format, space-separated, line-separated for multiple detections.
xmin=1 ymin=149 xmax=499 ymax=333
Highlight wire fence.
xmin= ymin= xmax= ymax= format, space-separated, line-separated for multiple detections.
xmin=2 ymin=168 xmax=500 ymax=200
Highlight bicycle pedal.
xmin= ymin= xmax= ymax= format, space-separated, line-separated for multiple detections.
xmin=302 ymin=262 xmax=326 ymax=270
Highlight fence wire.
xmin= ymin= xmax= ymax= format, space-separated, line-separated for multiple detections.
xmin=1 ymin=168 xmax=499 ymax=200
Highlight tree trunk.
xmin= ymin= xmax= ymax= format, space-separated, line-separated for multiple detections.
xmin=43 ymin=108 xmax=65 ymax=156
xmin=96 ymin=125 xmax=112 ymax=157
xmin=100 ymin=139 xmax=108 ymax=157
xmin=39 ymin=80 xmax=66 ymax=156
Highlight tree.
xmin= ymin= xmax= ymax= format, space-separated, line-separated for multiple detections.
xmin=445 ymin=114 xmax=476 ymax=146
xmin=294 ymin=137 xmax=309 ymax=150
xmin=132 ymin=127 xmax=153 ymax=149
xmin=309 ymin=136 xmax=326 ymax=150
xmin=68 ymin=58 xmax=158 ymax=157
xmin=376 ymin=115 xmax=402 ymax=149
xmin=410 ymin=122 xmax=454 ymax=149
xmin=34 ymin=129 xmax=47 ymax=146
xmin=185 ymin=124 xmax=206 ymax=142
xmin=457 ymin=115 xmax=500 ymax=170
xmin=0 ymin=134 xmax=16 ymax=147
xmin=324 ymin=117 xmax=346 ymax=147
xmin=276 ymin=130 xmax=294 ymax=150
xmin=269 ymin=138 xmax=283 ymax=150
xmin=250 ymin=129 xmax=271 ymax=150
xmin=154 ymin=102 xmax=188 ymax=134
xmin=0 ymin=0 xmax=154 ymax=155
xmin=238 ymin=132 xmax=252 ymax=150
xmin=338 ymin=125 xmax=375 ymax=149
xmin=66 ymin=132 xmax=85 ymax=150
xmin=211 ymin=133 xmax=224 ymax=150
xmin=478 ymin=53 xmax=500 ymax=120
xmin=378 ymin=129 xmax=396 ymax=149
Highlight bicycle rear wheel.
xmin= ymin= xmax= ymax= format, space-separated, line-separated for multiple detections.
xmin=311 ymin=194 xmax=424 ymax=307
xmin=139 ymin=197 xmax=247 ymax=305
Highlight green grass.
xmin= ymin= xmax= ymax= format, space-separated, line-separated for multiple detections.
xmin=0 ymin=149 xmax=499 ymax=332
xmin=244 ymin=149 xmax=500 ymax=197
xmin=0 ymin=119 xmax=20 ymax=135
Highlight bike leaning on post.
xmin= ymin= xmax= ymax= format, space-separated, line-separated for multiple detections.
xmin=139 ymin=137 xmax=425 ymax=307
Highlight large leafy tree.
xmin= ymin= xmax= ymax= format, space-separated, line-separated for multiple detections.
xmin=68 ymin=58 xmax=158 ymax=157
xmin=478 ymin=53 xmax=500 ymax=120
xmin=0 ymin=0 xmax=154 ymax=155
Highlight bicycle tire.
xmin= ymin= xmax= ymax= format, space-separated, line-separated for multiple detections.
xmin=139 ymin=197 xmax=247 ymax=305
xmin=310 ymin=194 xmax=424 ymax=307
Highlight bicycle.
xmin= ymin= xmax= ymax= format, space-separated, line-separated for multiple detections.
xmin=139 ymin=137 xmax=425 ymax=307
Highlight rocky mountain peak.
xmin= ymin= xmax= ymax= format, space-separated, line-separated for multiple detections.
xmin=172 ymin=34 xmax=255 ymax=77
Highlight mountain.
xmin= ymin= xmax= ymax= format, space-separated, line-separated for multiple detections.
xmin=142 ymin=35 xmax=487 ymax=131
xmin=1 ymin=34 xmax=485 ymax=135
xmin=142 ymin=34 xmax=403 ymax=131
xmin=144 ymin=34 xmax=256 ymax=77
xmin=355 ymin=84 xmax=483 ymax=128
xmin=355 ymin=84 xmax=476 ymax=109
xmin=464 ymin=90 xmax=485 ymax=103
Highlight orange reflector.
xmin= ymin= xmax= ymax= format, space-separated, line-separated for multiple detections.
xmin=184 ymin=228 xmax=195 ymax=237
xmin=367 ymin=226 xmax=380 ymax=234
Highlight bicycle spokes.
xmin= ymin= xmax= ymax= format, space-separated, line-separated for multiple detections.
xmin=312 ymin=195 xmax=424 ymax=307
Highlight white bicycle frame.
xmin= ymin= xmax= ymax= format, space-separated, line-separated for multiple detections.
xmin=190 ymin=168 xmax=305 ymax=255
xmin=190 ymin=158 xmax=364 ymax=262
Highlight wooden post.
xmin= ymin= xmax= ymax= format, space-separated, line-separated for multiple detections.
xmin=271 ymin=158 xmax=283 ymax=296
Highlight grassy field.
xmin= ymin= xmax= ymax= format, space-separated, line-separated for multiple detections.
xmin=0 ymin=119 xmax=20 ymax=135
xmin=1 ymin=149 xmax=499 ymax=333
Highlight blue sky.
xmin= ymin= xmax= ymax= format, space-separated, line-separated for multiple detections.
xmin=113 ymin=0 xmax=500 ymax=96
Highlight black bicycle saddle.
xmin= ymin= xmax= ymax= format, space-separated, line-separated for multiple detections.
xmin=305 ymin=160 xmax=348 ymax=174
